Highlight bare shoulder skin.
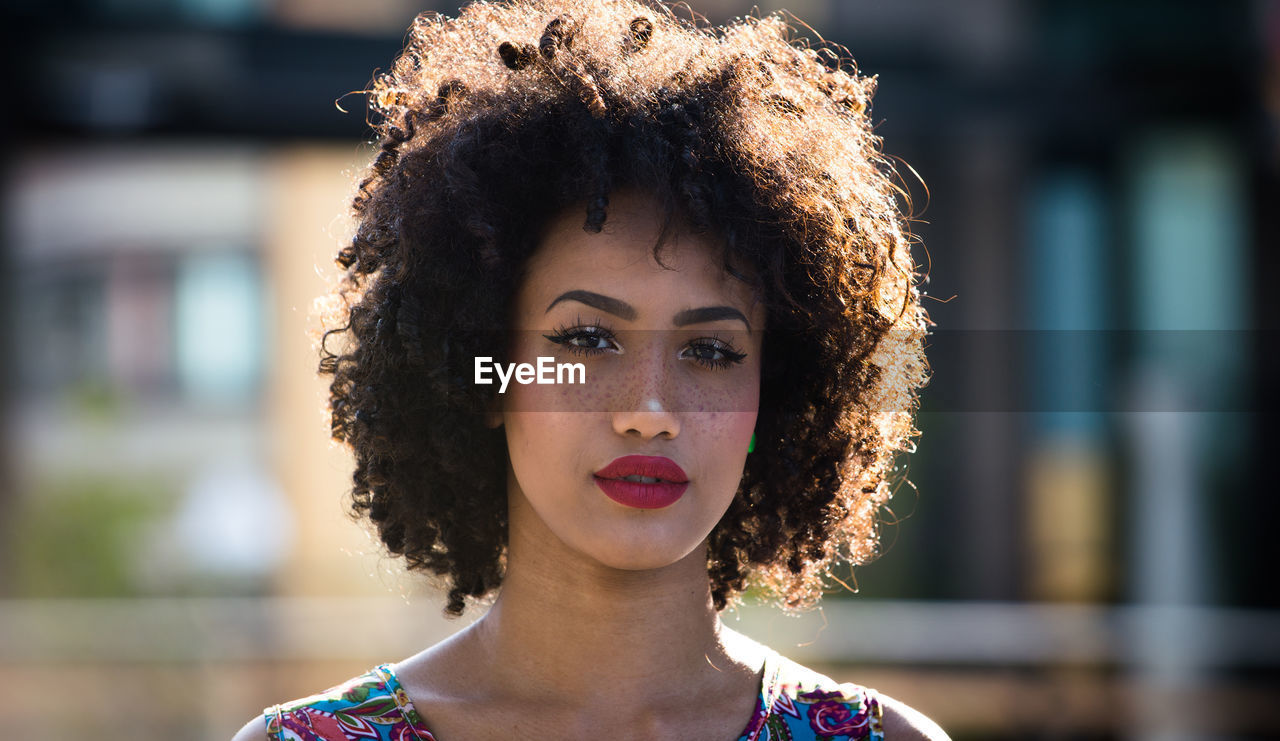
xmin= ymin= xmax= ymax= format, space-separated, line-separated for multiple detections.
xmin=877 ymin=692 xmax=951 ymax=740
xmin=229 ymin=715 xmax=267 ymax=741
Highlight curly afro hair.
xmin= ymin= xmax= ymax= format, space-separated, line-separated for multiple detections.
xmin=318 ymin=0 xmax=930 ymax=616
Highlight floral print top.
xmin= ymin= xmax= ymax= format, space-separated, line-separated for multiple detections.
xmin=263 ymin=649 xmax=884 ymax=740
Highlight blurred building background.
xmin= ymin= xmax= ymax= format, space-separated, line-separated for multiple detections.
xmin=1 ymin=0 xmax=1276 ymax=738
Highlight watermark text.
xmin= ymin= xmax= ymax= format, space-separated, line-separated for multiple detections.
xmin=475 ymin=356 xmax=586 ymax=393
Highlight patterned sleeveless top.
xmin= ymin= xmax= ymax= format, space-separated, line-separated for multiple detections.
xmin=262 ymin=649 xmax=884 ymax=740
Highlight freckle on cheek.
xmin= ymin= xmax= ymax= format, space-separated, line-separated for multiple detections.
xmin=565 ymin=378 xmax=610 ymax=412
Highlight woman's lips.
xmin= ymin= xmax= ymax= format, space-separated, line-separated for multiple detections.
xmin=593 ymin=455 xmax=689 ymax=509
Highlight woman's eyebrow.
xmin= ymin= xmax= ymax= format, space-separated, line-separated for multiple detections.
xmin=672 ymin=306 xmax=751 ymax=331
xmin=546 ymin=290 xmax=751 ymax=331
xmin=545 ymin=290 xmax=636 ymax=320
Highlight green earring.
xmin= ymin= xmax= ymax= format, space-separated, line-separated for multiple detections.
xmin=747 ymin=432 xmax=756 ymax=454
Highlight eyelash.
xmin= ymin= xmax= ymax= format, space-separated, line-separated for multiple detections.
xmin=542 ymin=321 xmax=747 ymax=370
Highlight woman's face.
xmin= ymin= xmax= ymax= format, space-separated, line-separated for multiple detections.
xmin=498 ymin=191 xmax=765 ymax=572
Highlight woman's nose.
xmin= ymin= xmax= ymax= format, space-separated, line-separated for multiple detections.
xmin=610 ymin=340 xmax=681 ymax=441
xmin=611 ymin=397 xmax=681 ymax=441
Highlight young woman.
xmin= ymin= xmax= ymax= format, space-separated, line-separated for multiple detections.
xmin=235 ymin=1 xmax=941 ymax=738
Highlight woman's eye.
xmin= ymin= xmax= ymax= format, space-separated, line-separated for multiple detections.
xmin=681 ymin=338 xmax=747 ymax=369
xmin=543 ymin=326 xmax=620 ymax=355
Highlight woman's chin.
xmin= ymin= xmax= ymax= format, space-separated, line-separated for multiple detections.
xmin=593 ymin=551 xmax=688 ymax=572
xmin=565 ymin=527 xmax=708 ymax=573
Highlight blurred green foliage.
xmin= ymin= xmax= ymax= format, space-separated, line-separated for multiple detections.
xmin=10 ymin=475 xmax=175 ymax=598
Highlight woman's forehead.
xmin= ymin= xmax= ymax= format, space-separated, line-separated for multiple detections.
xmin=519 ymin=197 xmax=761 ymax=318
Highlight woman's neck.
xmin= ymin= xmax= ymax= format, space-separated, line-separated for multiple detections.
xmin=462 ymin=495 xmax=762 ymax=707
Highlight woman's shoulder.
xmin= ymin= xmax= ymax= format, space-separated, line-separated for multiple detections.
xmin=230 ymin=664 xmax=437 ymax=741
xmin=748 ymin=651 xmax=949 ymax=741
xmin=230 ymin=651 xmax=948 ymax=741
xmin=875 ymin=691 xmax=952 ymax=740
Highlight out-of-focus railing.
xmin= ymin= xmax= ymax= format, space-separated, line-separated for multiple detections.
xmin=2 ymin=598 xmax=1279 ymax=739
xmin=5 ymin=597 xmax=1278 ymax=666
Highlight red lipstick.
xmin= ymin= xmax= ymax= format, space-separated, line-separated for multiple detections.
xmin=593 ymin=455 xmax=689 ymax=509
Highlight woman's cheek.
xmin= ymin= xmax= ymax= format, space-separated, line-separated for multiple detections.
xmin=504 ymin=411 xmax=584 ymax=497
xmin=698 ymin=410 xmax=757 ymax=461
xmin=550 ymin=355 xmax=629 ymax=413
xmin=687 ymin=369 xmax=760 ymax=414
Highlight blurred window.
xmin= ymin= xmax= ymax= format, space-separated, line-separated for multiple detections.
xmin=174 ymin=250 xmax=265 ymax=403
